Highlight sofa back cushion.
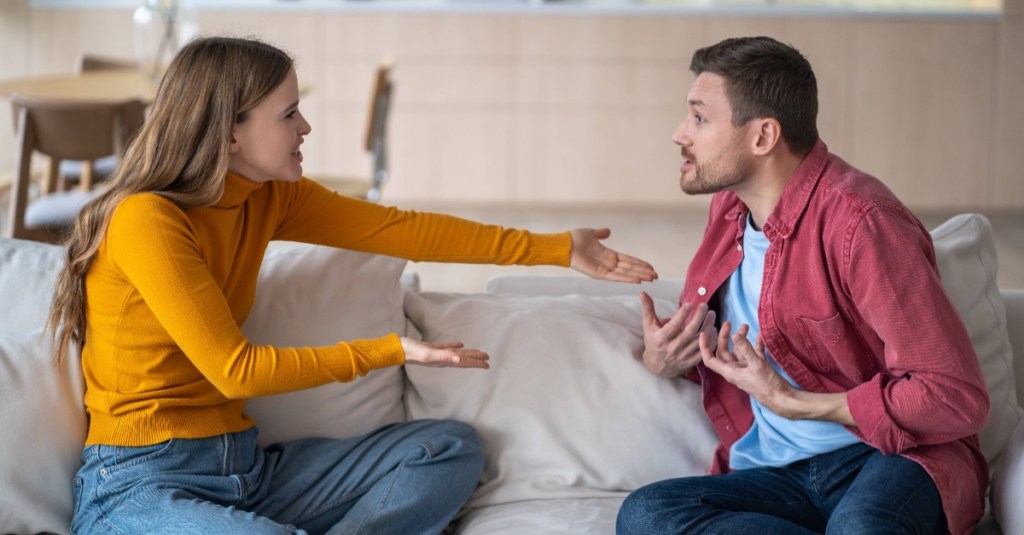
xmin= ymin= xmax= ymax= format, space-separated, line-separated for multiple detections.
xmin=241 ymin=242 xmax=410 ymax=446
xmin=0 ymin=238 xmax=63 ymax=333
xmin=404 ymin=292 xmax=720 ymax=508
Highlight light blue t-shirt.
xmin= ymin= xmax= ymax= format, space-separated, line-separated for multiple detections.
xmin=723 ymin=215 xmax=859 ymax=470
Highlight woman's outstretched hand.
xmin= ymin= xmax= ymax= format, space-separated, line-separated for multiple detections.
xmin=401 ymin=338 xmax=490 ymax=369
xmin=570 ymin=228 xmax=658 ymax=283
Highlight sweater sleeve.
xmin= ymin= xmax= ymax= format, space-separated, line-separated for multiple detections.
xmin=843 ymin=208 xmax=989 ymax=454
xmin=271 ymin=178 xmax=572 ymax=266
xmin=105 ymin=194 xmax=405 ymax=399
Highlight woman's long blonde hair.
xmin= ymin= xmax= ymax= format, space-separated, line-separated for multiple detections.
xmin=47 ymin=36 xmax=293 ymax=364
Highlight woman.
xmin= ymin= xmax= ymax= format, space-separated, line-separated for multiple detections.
xmin=48 ymin=36 xmax=656 ymax=535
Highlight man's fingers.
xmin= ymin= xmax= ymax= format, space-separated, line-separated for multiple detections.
xmin=660 ymin=301 xmax=694 ymax=337
xmin=639 ymin=292 xmax=658 ymax=330
xmin=699 ymin=331 xmax=724 ymax=373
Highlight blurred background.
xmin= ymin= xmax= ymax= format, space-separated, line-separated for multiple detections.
xmin=1 ymin=0 xmax=1020 ymax=291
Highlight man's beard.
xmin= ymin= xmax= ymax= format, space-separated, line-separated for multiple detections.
xmin=680 ymin=150 xmax=748 ymax=195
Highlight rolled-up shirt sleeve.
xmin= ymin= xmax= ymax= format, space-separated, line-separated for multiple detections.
xmin=843 ymin=208 xmax=989 ymax=454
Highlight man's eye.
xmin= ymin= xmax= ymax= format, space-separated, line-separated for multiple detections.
xmin=695 ymin=114 xmax=705 ymax=125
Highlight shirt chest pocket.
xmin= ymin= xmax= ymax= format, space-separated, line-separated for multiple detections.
xmin=795 ymin=312 xmax=874 ymax=382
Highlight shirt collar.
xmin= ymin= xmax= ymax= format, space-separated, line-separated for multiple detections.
xmin=762 ymin=139 xmax=829 ymax=240
xmin=216 ymin=171 xmax=265 ymax=208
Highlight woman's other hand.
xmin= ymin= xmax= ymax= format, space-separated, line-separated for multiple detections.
xmin=570 ymin=228 xmax=658 ymax=283
xmin=401 ymin=338 xmax=490 ymax=369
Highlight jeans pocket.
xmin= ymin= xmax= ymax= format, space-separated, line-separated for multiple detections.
xmin=72 ymin=476 xmax=84 ymax=517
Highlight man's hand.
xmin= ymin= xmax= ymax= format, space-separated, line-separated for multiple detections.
xmin=569 ymin=228 xmax=658 ymax=283
xmin=401 ymin=338 xmax=490 ymax=369
xmin=640 ymin=291 xmax=717 ymax=378
xmin=699 ymin=322 xmax=791 ymax=406
xmin=699 ymin=322 xmax=854 ymax=425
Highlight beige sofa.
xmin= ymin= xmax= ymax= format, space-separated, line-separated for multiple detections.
xmin=1 ymin=212 xmax=1021 ymax=535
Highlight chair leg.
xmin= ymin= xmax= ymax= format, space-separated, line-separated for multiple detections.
xmin=45 ymin=157 xmax=61 ymax=194
xmin=80 ymin=161 xmax=95 ymax=191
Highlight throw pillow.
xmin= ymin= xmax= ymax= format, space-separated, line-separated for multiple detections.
xmin=0 ymin=330 xmax=84 ymax=535
xmin=242 ymin=242 xmax=410 ymax=447
xmin=930 ymin=214 xmax=1023 ymax=464
xmin=403 ymin=292 xmax=720 ymax=508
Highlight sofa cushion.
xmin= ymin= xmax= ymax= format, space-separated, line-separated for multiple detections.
xmin=403 ymin=292 xmax=720 ymax=509
xmin=0 ymin=238 xmax=63 ymax=333
xmin=930 ymin=214 xmax=1023 ymax=465
xmin=455 ymin=497 xmax=623 ymax=535
xmin=992 ymin=418 xmax=1024 ymax=535
xmin=242 ymin=242 xmax=410 ymax=447
xmin=0 ymin=329 xmax=84 ymax=535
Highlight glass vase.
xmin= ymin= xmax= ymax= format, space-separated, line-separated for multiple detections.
xmin=132 ymin=0 xmax=198 ymax=79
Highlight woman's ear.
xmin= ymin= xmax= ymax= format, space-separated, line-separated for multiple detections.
xmin=751 ymin=118 xmax=782 ymax=156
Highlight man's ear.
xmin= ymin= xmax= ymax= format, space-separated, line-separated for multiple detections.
xmin=750 ymin=118 xmax=782 ymax=156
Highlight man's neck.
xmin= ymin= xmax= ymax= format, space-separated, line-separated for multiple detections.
xmin=736 ymin=149 xmax=805 ymax=230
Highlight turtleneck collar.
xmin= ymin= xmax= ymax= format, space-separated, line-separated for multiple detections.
xmin=216 ymin=171 xmax=265 ymax=208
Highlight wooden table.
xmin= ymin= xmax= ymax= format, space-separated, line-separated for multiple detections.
xmin=0 ymin=69 xmax=158 ymax=103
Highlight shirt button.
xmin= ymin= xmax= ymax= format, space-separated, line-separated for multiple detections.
xmin=100 ymin=468 xmax=108 ymax=476
xmin=698 ymin=287 xmax=707 ymax=296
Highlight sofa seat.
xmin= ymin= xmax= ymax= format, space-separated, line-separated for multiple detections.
xmin=456 ymin=498 xmax=623 ymax=534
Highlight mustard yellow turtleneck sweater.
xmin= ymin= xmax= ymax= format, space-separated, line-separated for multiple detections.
xmin=82 ymin=172 xmax=570 ymax=446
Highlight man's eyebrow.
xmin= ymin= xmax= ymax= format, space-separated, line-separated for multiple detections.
xmin=688 ymin=99 xmax=705 ymax=108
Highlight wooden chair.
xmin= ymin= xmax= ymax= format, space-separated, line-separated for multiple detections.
xmin=77 ymin=53 xmax=136 ymax=73
xmin=311 ymin=58 xmax=394 ymax=202
xmin=5 ymin=94 xmax=145 ymax=243
xmin=45 ymin=53 xmax=148 ymax=192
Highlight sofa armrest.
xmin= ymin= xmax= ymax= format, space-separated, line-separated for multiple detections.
xmin=484 ymin=274 xmax=684 ymax=303
xmin=1000 ymin=288 xmax=1024 ymax=405
xmin=993 ymin=417 xmax=1024 ymax=534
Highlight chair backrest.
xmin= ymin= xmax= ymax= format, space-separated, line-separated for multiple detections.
xmin=76 ymin=53 xmax=148 ymax=159
xmin=6 ymin=95 xmax=145 ymax=242
xmin=77 ymin=53 xmax=137 ymax=73
xmin=364 ymin=59 xmax=394 ymax=203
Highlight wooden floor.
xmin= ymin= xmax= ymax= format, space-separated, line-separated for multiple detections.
xmin=398 ymin=203 xmax=1024 ymax=294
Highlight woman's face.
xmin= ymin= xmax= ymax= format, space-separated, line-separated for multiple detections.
xmin=228 ymin=68 xmax=311 ymax=183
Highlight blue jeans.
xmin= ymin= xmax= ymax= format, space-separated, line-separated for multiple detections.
xmin=617 ymin=442 xmax=946 ymax=535
xmin=71 ymin=419 xmax=483 ymax=535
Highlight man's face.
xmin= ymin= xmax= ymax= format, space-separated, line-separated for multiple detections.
xmin=672 ymin=72 xmax=754 ymax=195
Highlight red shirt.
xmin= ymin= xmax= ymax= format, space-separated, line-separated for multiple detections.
xmin=682 ymin=141 xmax=989 ymax=535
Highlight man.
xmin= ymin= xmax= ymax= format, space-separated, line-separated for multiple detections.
xmin=616 ymin=36 xmax=989 ymax=535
